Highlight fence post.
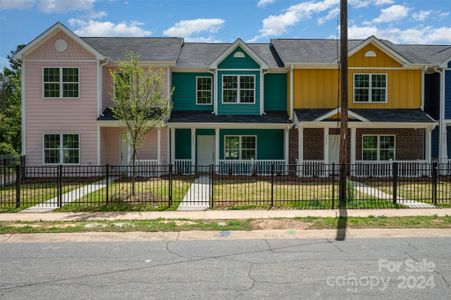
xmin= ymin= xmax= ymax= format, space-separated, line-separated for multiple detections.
xmin=57 ymin=165 xmax=62 ymax=207
xmin=20 ymin=155 xmax=26 ymax=180
xmin=210 ymin=164 xmax=214 ymax=209
xmin=392 ymin=162 xmax=398 ymax=205
xmin=432 ymin=161 xmax=438 ymax=206
xmin=270 ymin=163 xmax=274 ymax=208
xmin=15 ymin=164 xmax=20 ymax=208
xmin=2 ymin=158 xmax=6 ymax=187
xmin=331 ymin=163 xmax=335 ymax=209
xmin=168 ymin=164 xmax=173 ymax=207
xmin=105 ymin=164 xmax=109 ymax=205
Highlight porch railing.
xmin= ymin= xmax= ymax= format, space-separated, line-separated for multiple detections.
xmin=296 ymin=160 xmax=328 ymax=177
xmin=352 ymin=160 xmax=430 ymax=177
xmin=174 ymin=159 xmax=193 ymax=175
xmin=218 ymin=159 xmax=286 ymax=175
xmin=439 ymin=159 xmax=451 ymax=175
xmin=134 ymin=159 xmax=159 ymax=177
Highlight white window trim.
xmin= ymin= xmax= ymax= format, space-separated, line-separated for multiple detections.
xmin=195 ymin=76 xmax=213 ymax=105
xmin=42 ymin=67 xmax=80 ymax=99
xmin=224 ymin=135 xmax=257 ymax=160
xmin=353 ymin=73 xmax=388 ymax=104
xmin=361 ymin=134 xmax=396 ymax=161
xmin=42 ymin=133 xmax=81 ymax=165
xmin=221 ymin=74 xmax=256 ymax=104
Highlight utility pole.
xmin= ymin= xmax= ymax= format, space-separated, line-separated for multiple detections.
xmin=339 ymin=0 xmax=348 ymax=206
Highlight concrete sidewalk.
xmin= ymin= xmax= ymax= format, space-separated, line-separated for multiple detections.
xmin=0 ymin=208 xmax=450 ymax=222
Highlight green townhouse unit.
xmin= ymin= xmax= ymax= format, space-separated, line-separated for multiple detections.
xmin=168 ymin=39 xmax=292 ymax=173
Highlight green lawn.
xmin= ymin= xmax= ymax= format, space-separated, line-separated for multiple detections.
xmin=0 ymin=181 xmax=87 ymax=212
xmin=57 ymin=177 xmax=193 ymax=212
xmin=212 ymin=177 xmax=401 ymax=209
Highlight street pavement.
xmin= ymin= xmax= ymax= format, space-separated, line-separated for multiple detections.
xmin=0 ymin=236 xmax=450 ymax=299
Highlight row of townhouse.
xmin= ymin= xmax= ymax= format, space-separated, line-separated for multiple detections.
xmin=14 ymin=23 xmax=451 ymax=174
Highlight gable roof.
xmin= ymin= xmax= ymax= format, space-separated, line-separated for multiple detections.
xmin=176 ymin=42 xmax=283 ymax=68
xmin=81 ymin=37 xmax=183 ymax=63
xmin=15 ymin=22 xmax=104 ymax=60
xmin=209 ymin=38 xmax=269 ymax=69
xmin=272 ymin=38 xmax=451 ymax=66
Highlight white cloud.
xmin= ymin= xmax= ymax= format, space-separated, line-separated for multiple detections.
xmin=348 ymin=24 xmax=451 ymax=44
xmin=0 ymin=0 xmax=34 ymax=9
xmin=412 ymin=10 xmax=432 ymax=22
xmin=318 ymin=7 xmax=339 ymax=25
xmin=0 ymin=57 xmax=9 ymax=70
xmin=254 ymin=0 xmax=339 ymax=39
xmin=257 ymin=0 xmax=275 ymax=7
xmin=372 ymin=4 xmax=409 ymax=24
xmin=0 ymin=0 xmax=95 ymax=12
xmin=163 ymin=18 xmax=225 ymax=40
xmin=68 ymin=19 xmax=151 ymax=37
xmin=349 ymin=0 xmax=393 ymax=8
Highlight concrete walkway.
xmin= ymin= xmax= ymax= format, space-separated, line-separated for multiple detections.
xmin=23 ymin=178 xmax=112 ymax=213
xmin=1 ymin=208 xmax=450 ymax=222
xmin=177 ymin=175 xmax=210 ymax=211
xmin=352 ymin=181 xmax=436 ymax=208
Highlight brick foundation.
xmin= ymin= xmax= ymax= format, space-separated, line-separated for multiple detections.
xmin=303 ymin=128 xmax=324 ymax=160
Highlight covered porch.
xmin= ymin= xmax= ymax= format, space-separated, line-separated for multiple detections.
xmin=294 ymin=108 xmax=437 ymax=177
xmin=168 ymin=111 xmax=292 ymax=175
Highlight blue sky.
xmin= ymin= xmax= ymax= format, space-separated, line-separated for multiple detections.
xmin=0 ymin=0 xmax=450 ymax=68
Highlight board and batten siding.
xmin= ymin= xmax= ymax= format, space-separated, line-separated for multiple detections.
xmin=171 ymin=72 xmax=213 ymax=111
xmin=264 ymin=73 xmax=287 ymax=111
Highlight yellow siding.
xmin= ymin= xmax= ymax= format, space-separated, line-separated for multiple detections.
xmin=293 ymin=68 xmax=422 ymax=109
xmin=349 ymin=44 xmax=402 ymax=68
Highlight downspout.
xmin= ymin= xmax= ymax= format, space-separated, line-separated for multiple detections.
xmin=289 ymin=65 xmax=294 ymax=120
xmin=208 ymin=69 xmax=217 ymax=115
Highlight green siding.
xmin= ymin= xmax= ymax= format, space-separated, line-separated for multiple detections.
xmin=217 ymin=70 xmax=260 ymax=115
xmin=172 ymin=72 xmax=213 ymax=111
xmin=196 ymin=129 xmax=215 ymax=136
xmin=264 ymin=73 xmax=287 ymax=111
xmin=219 ymin=129 xmax=284 ymax=160
xmin=218 ymin=46 xmax=260 ymax=69
xmin=175 ymin=129 xmax=191 ymax=159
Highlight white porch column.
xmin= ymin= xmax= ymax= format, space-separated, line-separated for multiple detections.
xmin=96 ymin=125 xmax=101 ymax=165
xmin=191 ymin=128 xmax=195 ymax=166
xmin=284 ymin=128 xmax=289 ymax=164
xmin=298 ymin=127 xmax=303 ymax=163
xmin=426 ymin=128 xmax=432 ymax=162
xmin=443 ymin=126 xmax=449 ymax=160
xmin=157 ymin=128 xmax=161 ymax=165
xmin=215 ymin=128 xmax=220 ymax=165
xmin=323 ymin=128 xmax=329 ymax=164
xmin=351 ymin=127 xmax=356 ymax=164
xmin=170 ymin=127 xmax=175 ymax=164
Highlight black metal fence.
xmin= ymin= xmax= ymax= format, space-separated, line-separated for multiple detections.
xmin=1 ymin=162 xmax=450 ymax=211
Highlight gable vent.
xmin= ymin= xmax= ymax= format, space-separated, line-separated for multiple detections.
xmin=233 ymin=51 xmax=245 ymax=58
xmin=365 ymin=50 xmax=376 ymax=57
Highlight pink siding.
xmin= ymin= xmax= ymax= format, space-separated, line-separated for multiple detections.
xmin=24 ymin=30 xmax=98 ymax=166
xmin=26 ymin=31 xmax=96 ymax=60
xmin=102 ymin=66 xmax=169 ymax=111
xmin=100 ymin=127 xmax=168 ymax=165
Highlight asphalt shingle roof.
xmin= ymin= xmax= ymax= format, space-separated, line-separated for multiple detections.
xmin=294 ymin=109 xmax=435 ymax=123
xmin=81 ymin=37 xmax=183 ymax=62
xmin=168 ymin=110 xmax=291 ymax=124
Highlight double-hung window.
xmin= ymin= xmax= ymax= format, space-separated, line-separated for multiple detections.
xmin=354 ymin=74 xmax=387 ymax=103
xmin=44 ymin=134 xmax=80 ymax=164
xmin=362 ymin=135 xmax=395 ymax=161
xmin=196 ymin=77 xmax=212 ymax=104
xmin=43 ymin=67 xmax=79 ymax=98
xmin=222 ymin=75 xmax=255 ymax=103
xmin=224 ymin=136 xmax=256 ymax=160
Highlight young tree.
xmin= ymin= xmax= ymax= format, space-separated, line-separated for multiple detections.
xmin=110 ymin=52 xmax=172 ymax=195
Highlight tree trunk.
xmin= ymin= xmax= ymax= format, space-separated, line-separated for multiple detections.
xmin=131 ymin=147 xmax=136 ymax=197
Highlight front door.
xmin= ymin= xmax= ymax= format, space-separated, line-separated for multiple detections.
xmin=120 ymin=134 xmax=129 ymax=165
xmin=328 ymin=134 xmax=340 ymax=164
xmin=197 ymin=136 xmax=215 ymax=166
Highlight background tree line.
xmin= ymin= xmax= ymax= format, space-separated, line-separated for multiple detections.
xmin=0 ymin=45 xmax=24 ymax=156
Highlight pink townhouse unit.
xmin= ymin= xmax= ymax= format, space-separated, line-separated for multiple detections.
xmin=15 ymin=22 xmax=181 ymax=166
